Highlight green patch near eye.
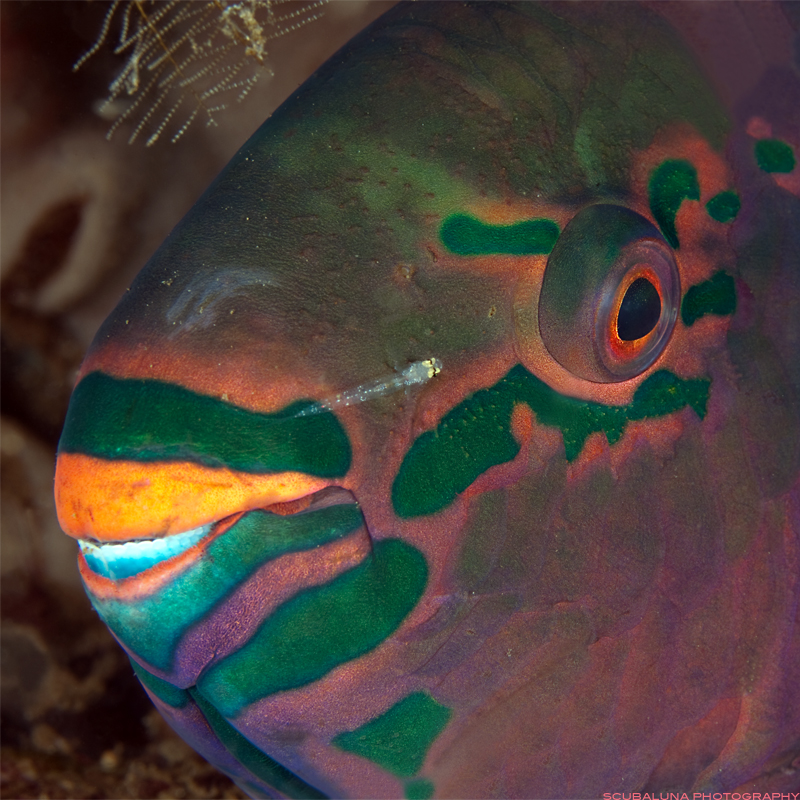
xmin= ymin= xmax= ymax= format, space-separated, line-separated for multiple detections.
xmin=648 ymin=160 xmax=700 ymax=248
xmin=392 ymin=367 xmax=709 ymax=518
xmin=754 ymin=139 xmax=796 ymax=173
xmin=332 ymin=692 xmax=451 ymax=780
xmin=705 ymin=191 xmax=740 ymax=223
xmin=189 ymin=687 xmax=329 ymax=800
xmin=440 ymin=214 xmax=559 ymax=256
xmin=197 ymin=540 xmax=427 ymax=717
xmin=59 ymin=371 xmax=351 ymax=478
xmin=681 ymin=271 xmax=737 ymax=327
xmin=86 ymin=504 xmax=364 ymax=671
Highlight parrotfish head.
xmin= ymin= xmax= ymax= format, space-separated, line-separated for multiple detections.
xmin=55 ymin=3 xmax=800 ymax=798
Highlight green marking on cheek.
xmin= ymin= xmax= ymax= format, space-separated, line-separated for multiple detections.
xmin=86 ymin=504 xmax=364 ymax=671
xmin=394 ymin=388 xmax=518 ymax=518
xmin=754 ymin=138 xmax=796 ymax=173
xmin=188 ymin=687 xmax=329 ymax=799
xmin=681 ymin=271 xmax=737 ymax=326
xmin=392 ymin=366 xmax=709 ymax=518
xmin=332 ymin=692 xmax=451 ymax=779
xmin=197 ymin=540 xmax=427 ymax=717
xmin=648 ymin=160 xmax=700 ymax=248
xmin=440 ymin=214 xmax=559 ymax=256
xmin=705 ymin=191 xmax=740 ymax=223
xmin=130 ymin=657 xmax=189 ymax=708
xmin=59 ymin=371 xmax=351 ymax=478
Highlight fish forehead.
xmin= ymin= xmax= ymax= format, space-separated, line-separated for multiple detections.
xmin=80 ymin=0 xmax=726 ymax=395
xmin=56 ymin=1 xmax=800 ymax=798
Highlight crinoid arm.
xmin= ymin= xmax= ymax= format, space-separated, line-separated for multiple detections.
xmin=75 ymin=0 xmax=328 ymax=146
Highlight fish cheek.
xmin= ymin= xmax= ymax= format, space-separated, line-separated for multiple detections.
xmin=437 ymin=402 xmax=669 ymax=608
xmin=425 ymin=422 xmax=739 ymax=794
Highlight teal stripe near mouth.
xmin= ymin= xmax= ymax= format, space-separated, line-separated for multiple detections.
xmin=83 ymin=504 xmax=365 ymax=671
xmin=58 ymin=371 xmax=351 ymax=477
xmin=197 ymin=539 xmax=428 ymax=717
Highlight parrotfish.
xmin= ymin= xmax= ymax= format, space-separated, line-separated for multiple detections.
xmin=55 ymin=3 xmax=800 ymax=798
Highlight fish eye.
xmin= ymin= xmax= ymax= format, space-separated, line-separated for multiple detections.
xmin=537 ymin=204 xmax=680 ymax=382
xmin=617 ymin=276 xmax=661 ymax=341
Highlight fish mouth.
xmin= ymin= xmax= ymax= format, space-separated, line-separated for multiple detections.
xmin=77 ymin=486 xmax=360 ymax=583
xmin=78 ymin=523 xmax=216 ymax=581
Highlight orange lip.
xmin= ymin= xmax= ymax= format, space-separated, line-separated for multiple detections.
xmin=55 ymin=452 xmax=332 ymax=541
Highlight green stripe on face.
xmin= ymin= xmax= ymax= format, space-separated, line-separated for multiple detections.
xmin=188 ymin=687 xmax=329 ymax=800
xmin=197 ymin=539 xmax=428 ymax=717
xmin=705 ymin=191 xmax=740 ymax=223
xmin=59 ymin=371 xmax=351 ymax=477
xmin=648 ymin=160 xmax=700 ymax=248
xmin=130 ymin=657 xmax=189 ymax=708
xmin=681 ymin=271 xmax=737 ymax=326
xmin=332 ymin=692 xmax=451 ymax=779
xmin=392 ymin=366 xmax=709 ymax=518
xmin=754 ymin=139 xmax=796 ymax=173
xmin=440 ymin=214 xmax=560 ymax=256
xmin=86 ymin=504 xmax=365 ymax=671
xmin=129 ymin=657 xmax=329 ymax=797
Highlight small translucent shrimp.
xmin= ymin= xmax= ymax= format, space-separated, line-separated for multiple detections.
xmin=295 ymin=358 xmax=442 ymax=417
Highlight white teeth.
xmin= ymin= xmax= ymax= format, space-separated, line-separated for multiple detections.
xmin=79 ymin=524 xmax=213 ymax=580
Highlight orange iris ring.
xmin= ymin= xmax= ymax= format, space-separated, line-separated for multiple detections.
xmin=603 ymin=265 xmax=664 ymax=364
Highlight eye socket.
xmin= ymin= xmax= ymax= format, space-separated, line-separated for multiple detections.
xmin=537 ymin=204 xmax=680 ymax=383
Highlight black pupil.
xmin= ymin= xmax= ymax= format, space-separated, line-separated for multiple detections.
xmin=617 ymin=277 xmax=661 ymax=341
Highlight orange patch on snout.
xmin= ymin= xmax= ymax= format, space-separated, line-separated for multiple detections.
xmin=55 ymin=452 xmax=331 ymax=541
